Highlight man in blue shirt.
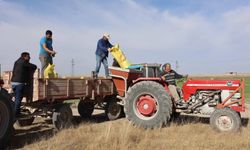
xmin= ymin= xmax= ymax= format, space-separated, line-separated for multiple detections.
xmin=39 ymin=30 xmax=57 ymax=78
xmin=95 ymin=33 xmax=113 ymax=77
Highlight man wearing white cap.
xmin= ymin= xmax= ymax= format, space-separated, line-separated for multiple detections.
xmin=95 ymin=33 xmax=113 ymax=77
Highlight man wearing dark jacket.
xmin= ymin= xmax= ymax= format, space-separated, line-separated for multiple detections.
xmin=11 ymin=52 xmax=37 ymax=116
xmin=161 ymin=63 xmax=187 ymax=104
xmin=95 ymin=33 xmax=113 ymax=77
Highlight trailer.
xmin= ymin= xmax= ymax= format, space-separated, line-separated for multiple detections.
xmin=2 ymin=70 xmax=122 ymax=129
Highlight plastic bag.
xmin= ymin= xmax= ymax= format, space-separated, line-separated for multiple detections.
xmin=44 ymin=64 xmax=58 ymax=78
xmin=110 ymin=44 xmax=131 ymax=69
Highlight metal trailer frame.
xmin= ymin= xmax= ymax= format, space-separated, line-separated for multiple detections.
xmin=2 ymin=70 xmax=118 ymax=128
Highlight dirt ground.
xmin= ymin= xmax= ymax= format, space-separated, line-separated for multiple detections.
xmin=9 ymin=104 xmax=250 ymax=149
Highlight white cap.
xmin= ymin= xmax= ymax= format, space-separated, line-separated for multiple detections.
xmin=103 ymin=33 xmax=110 ymax=39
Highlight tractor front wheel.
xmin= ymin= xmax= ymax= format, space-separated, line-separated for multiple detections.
xmin=210 ymin=108 xmax=241 ymax=132
xmin=124 ymin=81 xmax=172 ymax=129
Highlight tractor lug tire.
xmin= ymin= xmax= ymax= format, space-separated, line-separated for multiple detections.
xmin=124 ymin=81 xmax=172 ymax=129
xmin=210 ymin=108 xmax=241 ymax=132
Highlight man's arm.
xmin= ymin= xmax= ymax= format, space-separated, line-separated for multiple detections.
xmin=107 ymin=41 xmax=113 ymax=52
xmin=42 ymin=44 xmax=56 ymax=55
xmin=23 ymin=61 xmax=37 ymax=71
xmin=160 ymin=71 xmax=167 ymax=80
xmin=40 ymin=38 xmax=56 ymax=55
xmin=173 ymin=70 xmax=184 ymax=79
xmin=108 ymin=41 xmax=113 ymax=48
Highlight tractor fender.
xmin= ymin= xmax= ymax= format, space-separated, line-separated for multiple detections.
xmin=132 ymin=77 xmax=163 ymax=86
xmin=132 ymin=78 xmax=172 ymax=96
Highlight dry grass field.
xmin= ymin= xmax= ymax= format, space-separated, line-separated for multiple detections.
xmin=21 ymin=117 xmax=250 ymax=150
xmin=9 ymin=102 xmax=249 ymax=150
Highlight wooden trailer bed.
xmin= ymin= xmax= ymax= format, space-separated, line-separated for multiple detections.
xmin=2 ymin=70 xmax=116 ymax=103
xmin=1 ymin=70 xmax=121 ymax=129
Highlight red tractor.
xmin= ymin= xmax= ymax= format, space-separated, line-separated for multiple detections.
xmin=109 ymin=64 xmax=245 ymax=132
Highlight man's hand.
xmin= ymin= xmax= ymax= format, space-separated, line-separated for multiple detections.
xmin=161 ymin=76 xmax=166 ymax=80
xmin=51 ymin=51 xmax=57 ymax=55
xmin=50 ymin=51 xmax=57 ymax=57
xmin=108 ymin=48 xmax=112 ymax=52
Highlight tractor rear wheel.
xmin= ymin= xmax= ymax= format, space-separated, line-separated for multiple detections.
xmin=0 ymin=95 xmax=14 ymax=149
xmin=210 ymin=108 xmax=241 ymax=132
xmin=124 ymin=81 xmax=172 ymax=129
xmin=78 ymin=99 xmax=95 ymax=118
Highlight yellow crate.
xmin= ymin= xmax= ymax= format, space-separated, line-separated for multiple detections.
xmin=110 ymin=44 xmax=131 ymax=69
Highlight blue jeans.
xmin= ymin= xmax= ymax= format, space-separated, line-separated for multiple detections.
xmin=12 ymin=84 xmax=24 ymax=115
xmin=95 ymin=54 xmax=109 ymax=77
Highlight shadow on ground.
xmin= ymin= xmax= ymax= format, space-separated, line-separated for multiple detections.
xmin=8 ymin=113 xmax=249 ymax=149
xmin=172 ymin=114 xmax=249 ymax=127
xmin=8 ymin=113 xmax=111 ymax=149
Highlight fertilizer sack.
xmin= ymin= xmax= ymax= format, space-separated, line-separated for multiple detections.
xmin=44 ymin=64 xmax=58 ymax=78
xmin=110 ymin=44 xmax=131 ymax=69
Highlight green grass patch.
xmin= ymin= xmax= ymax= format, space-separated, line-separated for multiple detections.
xmin=244 ymin=77 xmax=250 ymax=100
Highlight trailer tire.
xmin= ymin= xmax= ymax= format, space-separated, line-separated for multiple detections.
xmin=210 ymin=108 xmax=241 ymax=132
xmin=124 ymin=81 xmax=172 ymax=129
xmin=78 ymin=100 xmax=94 ymax=118
xmin=0 ymin=95 xmax=14 ymax=149
xmin=52 ymin=104 xmax=73 ymax=130
xmin=105 ymin=98 xmax=123 ymax=120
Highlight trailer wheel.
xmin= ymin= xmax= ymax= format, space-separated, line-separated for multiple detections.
xmin=124 ymin=81 xmax=172 ymax=129
xmin=15 ymin=109 xmax=34 ymax=127
xmin=105 ymin=98 xmax=123 ymax=120
xmin=78 ymin=100 xmax=94 ymax=118
xmin=210 ymin=108 xmax=241 ymax=132
xmin=52 ymin=104 xmax=73 ymax=130
xmin=0 ymin=96 xmax=14 ymax=149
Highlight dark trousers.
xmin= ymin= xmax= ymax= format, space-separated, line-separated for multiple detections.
xmin=12 ymin=84 xmax=24 ymax=115
xmin=39 ymin=55 xmax=53 ymax=78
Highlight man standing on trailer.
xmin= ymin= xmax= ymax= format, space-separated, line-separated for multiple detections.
xmin=161 ymin=63 xmax=187 ymax=106
xmin=39 ymin=30 xmax=57 ymax=78
xmin=95 ymin=33 xmax=113 ymax=78
xmin=11 ymin=52 xmax=37 ymax=117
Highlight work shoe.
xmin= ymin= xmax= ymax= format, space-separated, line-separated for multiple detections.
xmin=105 ymin=76 xmax=112 ymax=79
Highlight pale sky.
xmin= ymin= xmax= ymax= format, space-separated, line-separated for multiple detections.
xmin=0 ymin=0 xmax=250 ymax=76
